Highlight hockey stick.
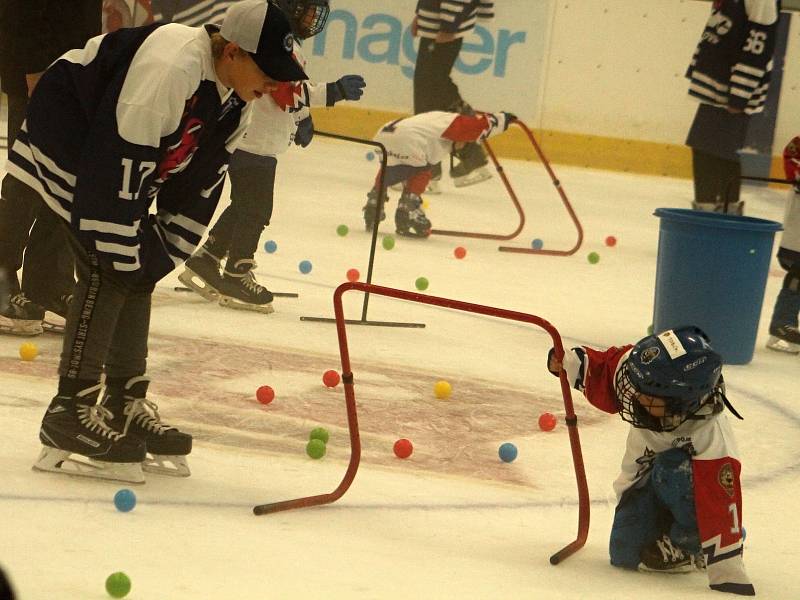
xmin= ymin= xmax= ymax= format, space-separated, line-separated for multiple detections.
xmin=498 ymin=121 xmax=584 ymax=256
xmin=173 ymin=286 xmax=299 ymax=298
xmin=255 ymin=282 xmax=590 ymax=566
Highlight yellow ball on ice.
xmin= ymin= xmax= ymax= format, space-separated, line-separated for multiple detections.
xmin=433 ymin=380 xmax=452 ymax=399
xmin=19 ymin=342 xmax=38 ymax=361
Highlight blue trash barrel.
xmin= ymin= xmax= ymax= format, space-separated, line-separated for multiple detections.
xmin=653 ymin=208 xmax=782 ymax=364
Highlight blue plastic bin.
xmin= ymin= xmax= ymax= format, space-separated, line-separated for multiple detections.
xmin=653 ymin=208 xmax=782 ymax=364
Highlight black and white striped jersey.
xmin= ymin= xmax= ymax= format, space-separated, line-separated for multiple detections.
xmin=415 ymin=0 xmax=494 ymax=40
xmin=686 ymin=0 xmax=780 ymax=115
xmin=5 ymin=23 xmax=250 ymax=283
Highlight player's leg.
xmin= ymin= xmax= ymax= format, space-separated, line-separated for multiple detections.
xmin=216 ymin=154 xmax=277 ymax=312
xmin=363 ymin=165 xmax=415 ymax=231
xmin=767 ymin=255 xmax=800 ymax=353
xmin=413 ymin=38 xmax=463 ymax=115
xmin=650 ymin=448 xmax=701 ymax=560
xmin=396 ymin=168 xmax=433 ymax=238
xmin=609 ymin=483 xmax=661 ymax=570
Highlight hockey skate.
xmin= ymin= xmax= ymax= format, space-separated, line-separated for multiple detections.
xmin=104 ymin=376 xmax=192 ymax=477
xmin=363 ymin=188 xmax=387 ymax=231
xmin=395 ymin=192 xmax=431 ymax=238
xmin=42 ymin=293 xmax=72 ymax=334
xmin=691 ymin=200 xmax=744 ymax=215
xmin=178 ymin=248 xmax=224 ymax=301
xmin=766 ymin=324 xmax=800 ymax=354
xmin=0 ymin=293 xmax=44 ymax=336
xmin=638 ymin=535 xmax=698 ymax=574
xmin=218 ymin=258 xmax=274 ymax=314
xmin=34 ymin=383 xmax=146 ymax=484
xmin=450 ymin=142 xmax=492 ymax=188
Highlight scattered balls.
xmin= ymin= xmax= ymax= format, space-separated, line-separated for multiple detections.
xmin=113 ymin=489 xmax=137 ymax=513
xmin=531 ymin=238 xmax=544 ymax=250
xmin=263 ymin=240 xmax=277 ymax=254
xmin=453 ymin=246 xmax=467 ymax=259
xmin=19 ymin=342 xmax=38 ymax=361
xmin=299 ymin=259 xmax=313 ymax=274
xmin=498 ymin=442 xmax=518 ymax=463
xmin=538 ymin=412 xmax=557 ymax=432
xmin=256 ymin=385 xmax=275 ymax=405
xmin=309 ymin=427 xmax=330 ymax=444
xmin=382 ymin=235 xmax=395 ymax=251
xmin=433 ymin=379 xmax=452 ymax=399
xmin=336 ymin=224 xmax=349 ymax=237
xmin=605 ymin=235 xmax=617 ymax=247
xmin=322 ymin=369 xmax=341 ymax=388
xmin=365 ymin=151 xmax=375 ymax=161
xmin=393 ymin=438 xmax=413 ymax=459
xmin=587 ymin=252 xmax=600 ymax=264
xmin=105 ymin=572 xmax=131 ymax=598
xmin=306 ymin=438 xmax=326 ymax=459
xmin=346 ymin=268 xmax=360 ymax=283
xmin=415 ymin=277 xmax=429 ymax=291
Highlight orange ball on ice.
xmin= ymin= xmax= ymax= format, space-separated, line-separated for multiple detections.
xmin=322 ymin=370 xmax=341 ymax=388
xmin=538 ymin=412 xmax=557 ymax=431
xmin=256 ymin=385 xmax=275 ymax=405
xmin=393 ymin=438 xmax=413 ymax=459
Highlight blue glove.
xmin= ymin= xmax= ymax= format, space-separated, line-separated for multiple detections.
xmin=326 ymin=75 xmax=366 ymax=106
xmin=295 ymin=115 xmax=314 ymax=148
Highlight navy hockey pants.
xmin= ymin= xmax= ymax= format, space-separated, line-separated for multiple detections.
xmin=609 ymin=448 xmax=700 ymax=569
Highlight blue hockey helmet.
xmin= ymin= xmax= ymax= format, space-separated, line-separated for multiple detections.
xmin=615 ymin=326 xmax=723 ymax=431
xmin=271 ymin=0 xmax=329 ymax=39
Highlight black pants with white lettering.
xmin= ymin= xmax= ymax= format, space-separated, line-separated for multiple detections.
xmin=413 ymin=38 xmax=464 ymax=114
xmin=57 ymin=231 xmax=152 ymax=396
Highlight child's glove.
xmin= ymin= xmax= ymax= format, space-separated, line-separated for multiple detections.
xmin=546 ymin=348 xmax=562 ymax=377
xmin=501 ymin=112 xmax=518 ymax=130
xmin=326 ymin=75 xmax=366 ymax=106
xmin=295 ymin=115 xmax=314 ymax=148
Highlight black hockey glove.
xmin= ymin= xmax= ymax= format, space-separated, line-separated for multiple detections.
xmin=295 ymin=115 xmax=314 ymax=148
xmin=326 ymin=75 xmax=366 ymax=106
xmin=502 ymin=112 xmax=518 ymax=130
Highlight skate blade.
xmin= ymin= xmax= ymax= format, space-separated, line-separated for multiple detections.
xmin=452 ymin=168 xmax=492 ymax=188
xmin=143 ymin=454 xmax=191 ymax=477
xmin=395 ymin=228 xmax=432 ymax=239
xmin=218 ymin=296 xmax=275 ymax=314
xmin=0 ymin=315 xmax=43 ymax=336
xmin=425 ymin=181 xmax=442 ymax=195
xmin=32 ymin=447 xmax=145 ymax=484
xmin=637 ymin=563 xmax=696 ymax=575
xmin=177 ymin=269 xmax=219 ymax=302
xmin=43 ymin=312 xmax=65 ymax=334
xmin=766 ymin=336 xmax=800 ymax=354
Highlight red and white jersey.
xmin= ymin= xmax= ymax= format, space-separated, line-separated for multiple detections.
xmin=373 ymin=110 xmax=510 ymax=168
xmin=560 ymin=344 xmax=753 ymax=595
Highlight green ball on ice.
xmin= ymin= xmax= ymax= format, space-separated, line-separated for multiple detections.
xmin=336 ymin=224 xmax=349 ymax=237
xmin=306 ymin=438 xmax=326 ymax=459
xmin=415 ymin=277 xmax=429 ymax=291
xmin=105 ymin=572 xmax=131 ymax=598
xmin=382 ymin=235 xmax=395 ymax=250
xmin=309 ymin=427 xmax=330 ymax=444
xmin=587 ymin=252 xmax=600 ymax=264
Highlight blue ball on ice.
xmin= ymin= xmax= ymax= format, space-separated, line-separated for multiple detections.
xmin=114 ymin=489 xmax=137 ymax=512
xmin=366 ymin=151 xmax=375 ymax=161
xmin=299 ymin=260 xmax=313 ymax=274
xmin=498 ymin=442 xmax=518 ymax=463
xmin=531 ymin=238 xmax=544 ymax=250
xmin=264 ymin=240 xmax=277 ymax=254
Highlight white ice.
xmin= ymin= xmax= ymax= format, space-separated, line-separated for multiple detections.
xmin=1 ymin=135 xmax=798 ymax=599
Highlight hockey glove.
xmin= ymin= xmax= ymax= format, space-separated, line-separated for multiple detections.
xmin=326 ymin=75 xmax=366 ymax=106
xmin=295 ymin=116 xmax=314 ymax=148
xmin=502 ymin=112 xmax=518 ymax=130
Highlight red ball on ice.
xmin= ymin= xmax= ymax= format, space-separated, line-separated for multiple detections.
xmin=605 ymin=235 xmax=617 ymax=247
xmin=322 ymin=370 xmax=341 ymax=388
xmin=346 ymin=268 xmax=360 ymax=282
xmin=538 ymin=412 xmax=557 ymax=431
xmin=393 ymin=438 xmax=413 ymax=459
xmin=453 ymin=246 xmax=467 ymax=259
xmin=256 ymin=385 xmax=275 ymax=405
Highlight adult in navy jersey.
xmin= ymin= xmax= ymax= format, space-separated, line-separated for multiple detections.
xmin=765 ymin=136 xmax=800 ymax=352
xmin=548 ymin=327 xmax=754 ymax=596
xmin=685 ymin=0 xmax=780 ymax=214
xmin=412 ymin=0 xmax=495 ymax=190
xmin=4 ymin=0 xmax=306 ymax=484
xmin=362 ymin=110 xmax=514 ymax=238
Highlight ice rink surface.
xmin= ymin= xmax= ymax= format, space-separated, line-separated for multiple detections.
xmin=1 ymin=135 xmax=798 ymax=599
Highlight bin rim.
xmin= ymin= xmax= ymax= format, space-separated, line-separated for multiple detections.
xmin=654 ymin=208 xmax=783 ymax=232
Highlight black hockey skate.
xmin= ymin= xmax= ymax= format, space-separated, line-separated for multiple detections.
xmin=450 ymin=142 xmax=491 ymax=188
xmin=218 ymin=258 xmax=274 ymax=314
xmin=767 ymin=324 xmax=800 ymax=354
xmin=0 ymin=292 xmax=44 ymax=336
xmin=41 ymin=293 xmax=72 ymax=334
xmin=178 ymin=248 xmax=224 ymax=301
xmin=363 ymin=189 xmax=387 ymax=231
xmin=103 ymin=376 xmax=192 ymax=477
xmin=34 ymin=383 xmax=147 ymax=484
xmin=691 ymin=200 xmax=744 ymax=216
xmin=638 ymin=535 xmax=697 ymax=574
xmin=395 ymin=192 xmax=431 ymax=238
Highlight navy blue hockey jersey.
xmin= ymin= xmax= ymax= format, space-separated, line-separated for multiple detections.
xmin=5 ymin=22 xmax=251 ymax=283
xmin=415 ymin=0 xmax=494 ymax=40
xmin=686 ymin=0 xmax=780 ymax=114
